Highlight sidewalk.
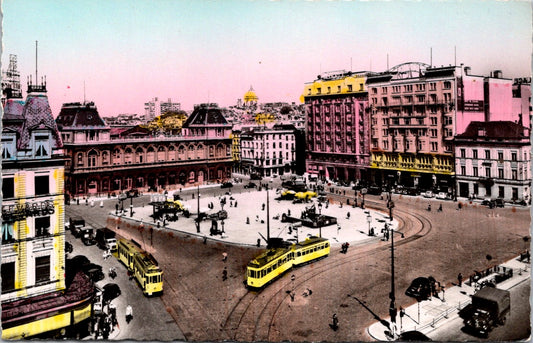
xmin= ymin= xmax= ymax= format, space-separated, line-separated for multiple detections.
xmin=366 ymin=256 xmax=531 ymax=341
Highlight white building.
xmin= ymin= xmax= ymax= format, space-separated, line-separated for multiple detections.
xmin=455 ymin=121 xmax=531 ymax=203
xmin=240 ymin=124 xmax=301 ymax=177
xmin=144 ymin=97 xmax=181 ymax=122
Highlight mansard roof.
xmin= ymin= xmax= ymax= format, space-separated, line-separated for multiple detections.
xmin=457 ymin=121 xmax=528 ymax=140
xmin=183 ymin=104 xmax=229 ymax=127
xmin=55 ymin=102 xmax=107 ymax=129
xmin=18 ymin=92 xmax=63 ymax=150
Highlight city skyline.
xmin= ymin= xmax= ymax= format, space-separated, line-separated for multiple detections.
xmin=2 ymin=0 xmax=531 ymax=117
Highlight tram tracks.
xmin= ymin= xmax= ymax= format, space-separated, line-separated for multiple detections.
xmin=222 ymin=205 xmax=433 ymax=341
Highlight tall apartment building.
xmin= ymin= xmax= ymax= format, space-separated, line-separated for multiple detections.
xmin=302 ymin=70 xmax=371 ymax=181
xmin=144 ymin=97 xmax=181 ymax=122
xmin=366 ymin=63 xmax=489 ymax=191
xmin=2 ymin=81 xmax=93 ymax=338
xmin=455 ymin=121 xmax=530 ymax=202
xmin=58 ymin=102 xmax=232 ymax=196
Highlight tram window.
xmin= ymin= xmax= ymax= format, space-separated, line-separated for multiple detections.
xmin=326 ymin=242 xmax=329 ymax=247
xmin=297 ymin=252 xmax=301 ymax=257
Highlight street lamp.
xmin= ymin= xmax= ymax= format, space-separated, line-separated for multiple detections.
xmin=196 ymin=185 xmax=201 ymax=233
xmin=366 ymin=214 xmax=372 ymax=236
xmin=361 ymin=188 xmax=367 ymax=209
xmin=221 ymin=220 xmax=225 ymax=235
xmin=129 ymin=194 xmax=134 ymax=217
xmin=318 ymin=202 xmax=323 ymax=238
xmin=387 ymin=198 xmax=395 ymax=221
xmin=386 ymin=224 xmax=404 ymax=339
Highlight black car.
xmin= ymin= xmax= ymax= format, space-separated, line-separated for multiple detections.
xmin=243 ymin=182 xmax=257 ymax=189
xmin=405 ymin=277 xmax=432 ymax=301
xmin=399 ymin=331 xmax=432 ymax=341
xmin=82 ymin=263 xmax=105 ymax=282
xmin=221 ymin=182 xmax=233 ymax=188
xmin=103 ymin=283 xmax=121 ymax=303
xmin=366 ymin=186 xmax=382 ymax=195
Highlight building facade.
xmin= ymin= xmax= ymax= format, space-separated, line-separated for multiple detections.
xmin=366 ymin=63 xmax=489 ymax=191
xmin=455 ymin=121 xmax=531 ymax=202
xmin=240 ymin=124 xmax=301 ymax=177
xmin=144 ymin=97 xmax=181 ymax=122
xmin=512 ymin=77 xmax=532 ymax=129
xmin=57 ymin=102 xmax=233 ymax=196
xmin=302 ymin=70 xmax=371 ymax=181
xmin=1 ymin=81 xmax=93 ymax=339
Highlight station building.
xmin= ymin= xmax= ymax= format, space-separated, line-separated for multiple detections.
xmin=455 ymin=121 xmax=531 ymax=202
xmin=56 ymin=102 xmax=233 ymax=196
xmin=1 ymin=80 xmax=94 ymax=339
xmin=302 ymin=70 xmax=371 ymax=181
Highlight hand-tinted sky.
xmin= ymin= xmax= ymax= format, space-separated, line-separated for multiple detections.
xmin=2 ymin=0 xmax=531 ymax=117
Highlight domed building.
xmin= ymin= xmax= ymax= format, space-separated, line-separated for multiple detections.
xmin=243 ymin=86 xmax=258 ymax=108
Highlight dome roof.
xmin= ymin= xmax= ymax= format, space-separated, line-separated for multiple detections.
xmin=244 ymin=85 xmax=258 ymax=103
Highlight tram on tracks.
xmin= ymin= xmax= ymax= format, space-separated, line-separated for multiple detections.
xmin=116 ymin=238 xmax=163 ymax=296
xmin=246 ymin=236 xmax=330 ymax=289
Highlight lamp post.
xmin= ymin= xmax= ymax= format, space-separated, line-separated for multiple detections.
xmin=361 ymin=188 xmax=367 ymax=209
xmin=129 ymin=195 xmax=133 ymax=217
xmin=221 ymin=220 xmax=225 ymax=235
xmin=366 ymin=214 xmax=372 ymax=236
xmin=318 ymin=202 xmax=323 ymax=238
xmin=196 ymin=185 xmax=201 ymax=233
xmin=387 ymin=197 xmax=395 ymax=221
xmin=386 ymin=224 xmax=404 ymax=339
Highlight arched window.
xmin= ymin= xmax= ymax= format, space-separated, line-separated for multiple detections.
xmin=135 ymin=147 xmax=144 ymax=164
xmin=102 ymin=151 xmax=109 ymax=165
xmin=88 ymin=150 xmax=98 ymax=167
xmin=147 ymin=147 xmax=155 ymax=163
xmin=197 ymin=144 xmax=204 ymax=159
xmin=124 ymin=148 xmax=133 ymax=164
xmin=157 ymin=146 xmax=166 ymax=162
xmin=168 ymin=146 xmax=176 ymax=161
xmin=77 ymin=152 xmax=84 ymax=167
xmin=188 ymin=170 xmax=195 ymax=183
xmin=112 ymin=149 xmax=121 ymax=165
xmin=216 ymin=145 xmax=224 ymax=157
xmin=178 ymin=146 xmax=185 ymax=160
xmin=188 ymin=146 xmax=194 ymax=160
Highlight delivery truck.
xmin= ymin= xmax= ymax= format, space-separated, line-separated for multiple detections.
xmin=463 ymin=286 xmax=510 ymax=337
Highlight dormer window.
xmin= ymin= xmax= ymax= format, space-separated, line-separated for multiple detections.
xmin=34 ymin=133 xmax=50 ymax=158
xmin=2 ymin=134 xmax=16 ymax=160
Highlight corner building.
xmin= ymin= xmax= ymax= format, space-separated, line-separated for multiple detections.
xmin=302 ymin=70 xmax=371 ymax=181
xmin=1 ymin=82 xmax=93 ymax=339
xmin=367 ymin=63 xmax=487 ymax=191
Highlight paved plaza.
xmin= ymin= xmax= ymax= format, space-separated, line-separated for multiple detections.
xmin=119 ymin=185 xmax=398 ymax=247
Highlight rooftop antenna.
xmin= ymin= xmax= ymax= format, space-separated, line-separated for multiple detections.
xmin=35 ymin=40 xmax=38 ymax=84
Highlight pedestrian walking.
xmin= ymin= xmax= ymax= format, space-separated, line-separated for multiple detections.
xmin=337 ymin=224 xmax=341 ymax=235
xmin=457 ymin=273 xmax=463 ymax=287
xmin=234 ymin=200 xmax=238 ymax=207
xmin=222 ymin=267 xmax=228 ymax=281
xmin=330 ymin=313 xmax=339 ymax=331
xmin=125 ymin=305 xmax=133 ymax=324
xmin=438 ymin=204 xmax=442 ymax=212
xmin=222 ymin=252 xmax=228 ymax=262
xmin=427 ymin=204 xmax=431 ymax=211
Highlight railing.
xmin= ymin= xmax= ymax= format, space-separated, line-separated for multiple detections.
xmin=407 ymin=299 xmax=470 ymax=333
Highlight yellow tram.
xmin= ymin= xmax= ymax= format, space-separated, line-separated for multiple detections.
xmin=246 ymin=236 xmax=330 ymax=289
xmin=116 ymin=238 xmax=163 ymax=296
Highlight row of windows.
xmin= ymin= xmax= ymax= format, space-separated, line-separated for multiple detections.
xmin=459 ymin=166 xmax=520 ymax=180
xmin=1 ymin=216 xmax=52 ymax=243
xmin=373 ymin=82 xmax=448 ymax=95
xmin=459 ymin=149 xmax=521 ymax=161
xmin=2 ymin=175 xmax=50 ymax=199
xmin=1 ymin=256 xmax=51 ymax=292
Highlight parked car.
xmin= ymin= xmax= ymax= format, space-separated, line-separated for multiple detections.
xmin=405 ymin=277 xmax=432 ymax=301
xmin=366 ymin=186 xmax=382 ymax=195
xmin=399 ymin=331 xmax=432 ymax=341
xmin=82 ymin=263 xmax=105 ymax=281
xmin=423 ymin=191 xmax=435 ymax=198
xmin=403 ymin=187 xmax=420 ymax=196
xmin=103 ymin=283 xmax=122 ymax=304
xmin=243 ymin=182 xmax=257 ymax=189
xmin=436 ymin=192 xmax=448 ymax=200
xmin=221 ymin=182 xmax=233 ymax=188
xmin=494 ymin=198 xmax=505 ymax=208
